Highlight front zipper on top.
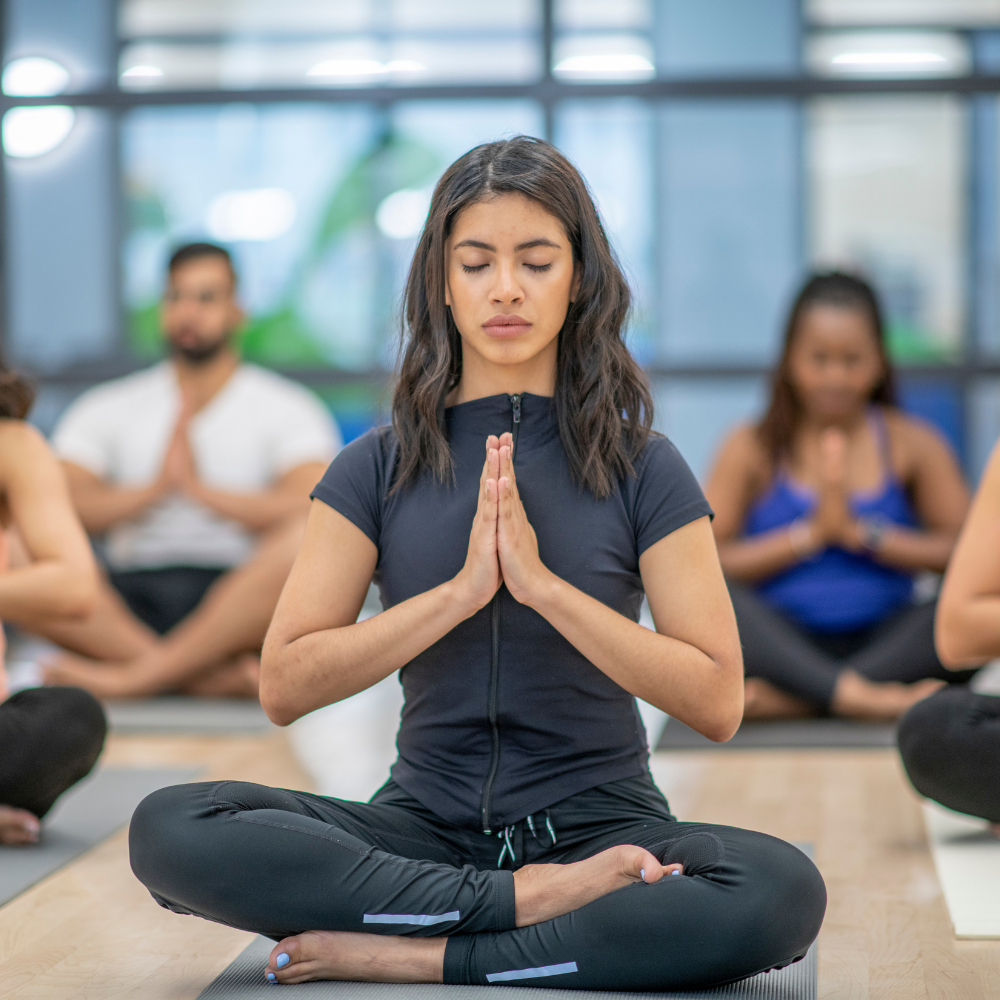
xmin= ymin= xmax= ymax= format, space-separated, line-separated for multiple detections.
xmin=479 ymin=393 xmax=522 ymax=834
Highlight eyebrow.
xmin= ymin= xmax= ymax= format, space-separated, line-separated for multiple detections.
xmin=453 ymin=238 xmax=562 ymax=252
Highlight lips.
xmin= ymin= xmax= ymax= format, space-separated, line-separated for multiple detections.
xmin=482 ymin=314 xmax=532 ymax=337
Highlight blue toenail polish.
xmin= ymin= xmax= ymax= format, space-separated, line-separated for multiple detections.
xmin=640 ymin=868 xmax=646 ymax=882
xmin=267 ymin=972 xmax=275 ymax=981
xmin=276 ymin=953 xmax=290 ymax=969
xmin=671 ymin=869 xmax=680 ymax=875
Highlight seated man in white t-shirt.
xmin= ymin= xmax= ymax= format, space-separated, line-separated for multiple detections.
xmin=41 ymin=242 xmax=340 ymax=698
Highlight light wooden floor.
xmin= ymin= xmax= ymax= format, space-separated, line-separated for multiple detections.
xmin=0 ymin=734 xmax=997 ymax=999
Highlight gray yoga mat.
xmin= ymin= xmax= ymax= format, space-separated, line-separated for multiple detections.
xmin=198 ymin=850 xmax=817 ymax=999
xmin=0 ymin=765 xmax=197 ymax=904
xmin=657 ymin=717 xmax=896 ymax=751
xmin=106 ymin=697 xmax=275 ymax=734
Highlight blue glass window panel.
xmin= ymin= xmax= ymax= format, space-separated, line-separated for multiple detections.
xmin=655 ymin=0 xmax=800 ymax=78
xmin=6 ymin=0 xmax=115 ymax=91
xmin=6 ymin=108 xmax=118 ymax=372
xmin=554 ymin=100 xmax=655 ymax=362
xmin=973 ymin=30 xmax=1000 ymax=72
xmin=123 ymin=103 xmax=382 ymax=369
xmin=658 ymin=100 xmax=802 ymax=363
xmin=970 ymin=379 xmax=1000 ymax=484
xmin=651 ymin=377 xmax=768 ymax=485
xmin=973 ymin=94 xmax=1000 ymax=357
xmin=895 ymin=378 xmax=964 ymax=468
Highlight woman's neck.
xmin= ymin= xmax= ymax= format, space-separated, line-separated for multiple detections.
xmin=449 ymin=342 xmax=557 ymax=405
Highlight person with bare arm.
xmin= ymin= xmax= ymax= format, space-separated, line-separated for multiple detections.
xmin=41 ymin=243 xmax=340 ymax=698
xmin=706 ymin=272 xmax=971 ymax=722
xmin=0 ymin=368 xmax=106 ymax=845
xmin=128 ymin=138 xmax=825 ymax=992
xmin=897 ymin=438 xmax=1000 ymax=832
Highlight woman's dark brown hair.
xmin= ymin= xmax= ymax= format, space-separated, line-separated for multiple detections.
xmin=392 ymin=135 xmax=653 ymax=498
xmin=757 ymin=271 xmax=896 ymax=461
xmin=0 ymin=355 xmax=34 ymax=420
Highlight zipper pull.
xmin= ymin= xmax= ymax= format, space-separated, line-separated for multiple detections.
xmin=511 ymin=393 xmax=521 ymax=426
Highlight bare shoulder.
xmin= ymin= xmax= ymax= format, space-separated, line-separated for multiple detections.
xmin=882 ymin=407 xmax=955 ymax=467
xmin=718 ymin=423 xmax=768 ymax=465
xmin=0 ymin=420 xmax=59 ymax=479
xmin=713 ymin=423 xmax=771 ymax=481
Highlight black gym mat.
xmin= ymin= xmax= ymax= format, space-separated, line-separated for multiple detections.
xmin=105 ymin=697 xmax=275 ymax=734
xmin=656 ymin=717 xmax=895 ymax=751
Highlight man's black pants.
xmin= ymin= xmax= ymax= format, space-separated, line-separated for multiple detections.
xmin=129 ymin=772 xmax=826 ymax=992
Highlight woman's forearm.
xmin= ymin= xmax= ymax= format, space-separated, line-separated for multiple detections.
xmin=260 ymin=579 xmax=481 ymax=726
xmin=867 ymin=526 xmax=956 ymax=574
xmin=717 ymin=524 xmax=818 ymax=583
xmin=526 ymin=572 xmax=743 ymax=742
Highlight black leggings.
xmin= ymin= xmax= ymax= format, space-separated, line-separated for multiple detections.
xmin=0 ymin=687 xmax=107 ymax=817
xmin=898 ymin=686 xmax=1000 ymax=823
xmin=730 ymin=583 xmax=974 ymax=711
xmin=129 ymin=772 xmax=826 ymax=992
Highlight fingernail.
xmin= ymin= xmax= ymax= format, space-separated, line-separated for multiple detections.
xmin=267 ymin=972 xmax=276 ymax=981
xmin=640 ymin=868 xmax=646 ymax=882
xmin=276 ymin=953 xmax=290 ymax=969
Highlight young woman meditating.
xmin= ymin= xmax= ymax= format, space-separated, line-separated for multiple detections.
xmin=706 ymin=272 xmax=971 ymax=722
xmin=129 ymin=137 xmax=825 ymax=991
xmin=0 ymin=368 xmax=106 ymax=845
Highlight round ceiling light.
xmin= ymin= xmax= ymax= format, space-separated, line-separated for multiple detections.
xmin=2 ymin=105 xmax=76 ymax=158
xmin=2 ymin=56 xmax=70 ymax=96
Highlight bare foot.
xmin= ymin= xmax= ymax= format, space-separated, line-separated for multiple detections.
xmin=831 ymin=670 xmax=945 ymax=722
xmin=178 ymin=654 xmax=260 ymax=698
xmin=264 ymin=931 xmax=446 ymax=985
xmin=261 ymin=846 xmax=684 ymax=985
xmin=43 ymin=653 xmax=148 ymax=699
xmin=512 ymin=844 xmax=682 ymax=926
xmin=0 ymin=805 xmax=40 ymax=845
xmin=743 ymin=678 xmax=819 ymax=720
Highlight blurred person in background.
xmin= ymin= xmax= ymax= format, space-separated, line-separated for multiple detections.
xmin=706 ymin=272 xmax=971 ymax=722
xmin=898 ymin=436 xmax=1000 ymax=833
xmin=40 ymin=243 xmax=340 ymax=699
xmin=0 ymin=367 xmax=106 ymax=845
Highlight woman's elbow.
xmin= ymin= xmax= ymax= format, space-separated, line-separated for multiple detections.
xmin=934 ymin=608 xmax=980 ymax=670
xmin=701 ymin=656 xmax=745 ymax=742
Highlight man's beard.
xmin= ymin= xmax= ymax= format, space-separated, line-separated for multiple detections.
xmin=169 ymin=334 xmax=230 ymax=365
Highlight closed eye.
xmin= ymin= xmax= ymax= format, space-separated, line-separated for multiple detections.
xmin=525 ymin=263 xmax=552 ymax=273
xmin=461 ymin=263 xmax=488 ymax=274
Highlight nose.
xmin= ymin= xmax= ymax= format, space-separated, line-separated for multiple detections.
xmin=489 ymin=258 xmax=524 ymax=305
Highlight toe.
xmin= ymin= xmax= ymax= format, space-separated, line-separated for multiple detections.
xmin=267 ymin=936 xmax=300 ymax=977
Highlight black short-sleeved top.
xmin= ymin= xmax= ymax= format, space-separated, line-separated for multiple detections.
xmin=312 ymin=392 xmax=712 ymax=832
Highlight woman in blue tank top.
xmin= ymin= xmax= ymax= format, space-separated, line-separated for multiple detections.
xmin=706 ymin=272 xmax=973 ymax=720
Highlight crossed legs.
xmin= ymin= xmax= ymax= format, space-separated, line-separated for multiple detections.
xmin=33 ymin=516 xmax=306 ymax=699
xmin=129 ymin=777 xmax=826 ymax=991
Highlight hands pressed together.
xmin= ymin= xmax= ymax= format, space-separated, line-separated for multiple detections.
xmin=455 ymin=432 xmax=553 ymax=613
xmin=157 ymin=392 xmax=200 ymax=498
xmin=795 ymin=428 xmax=871 ymax=557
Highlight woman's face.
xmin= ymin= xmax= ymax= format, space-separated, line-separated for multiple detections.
xmin=445 ymin=192 xmax=578 ymax=380
xmin=787 ymin=304 xmax=885 ymax=424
